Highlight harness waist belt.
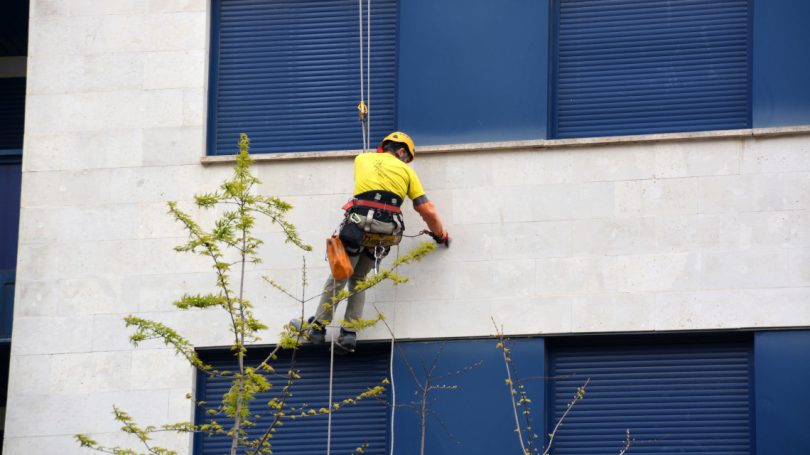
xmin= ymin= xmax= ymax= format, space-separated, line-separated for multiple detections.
xmin=342 ymin=199 xmax=402 ymax=213
xmin=361 ymin=232 xmax=402 ymax=248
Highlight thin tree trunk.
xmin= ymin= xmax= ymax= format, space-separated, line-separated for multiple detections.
xmin=420 ymin=381 xmax=429 ymax=455
xmin=230 ymin=224 xmax=249 ymax=455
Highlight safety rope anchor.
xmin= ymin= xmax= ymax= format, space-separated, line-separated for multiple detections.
xmin=357 ymin=101 xmax=369 ymax=124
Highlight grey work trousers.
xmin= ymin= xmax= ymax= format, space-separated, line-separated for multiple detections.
xmin=315 ymin=215 xmax=398 ymax=325
xmin=314 ymin=251 xmax=379 ymax=324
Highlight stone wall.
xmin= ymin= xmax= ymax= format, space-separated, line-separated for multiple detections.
xmin=6 ymin=0 xmax=810 ymax=452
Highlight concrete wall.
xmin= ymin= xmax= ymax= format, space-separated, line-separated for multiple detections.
xmin=6 ymin=0 xmax=810 ymax=453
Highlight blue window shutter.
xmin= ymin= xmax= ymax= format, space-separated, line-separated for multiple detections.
xmin=194 ymin=345 xmax=391 ymax=454
xmin=553 ymin=0 xmax=751 ymax=138
xmin=0 ymin=271 xmax=13 ymax=342
xmin=0 ymin=163 xmax=22 ymax=272
xmin=550 ymin=341 xmax=753 ymax=455
xmin=209 ymin=0 xmax=398 ymax=155
xmin=0 ymin=78 xmax=26 ymax=152
xmin=548 ymin=340 xmax=753 ymax=454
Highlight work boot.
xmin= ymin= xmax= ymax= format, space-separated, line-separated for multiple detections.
xmin=306 ymin=317 xmax=326 ymax=344
xmin=336 ymin=328 xmax=357 ymax=353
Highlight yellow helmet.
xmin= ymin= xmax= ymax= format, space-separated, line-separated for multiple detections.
xmin=380 ymin=131 xmax=415 ymax=162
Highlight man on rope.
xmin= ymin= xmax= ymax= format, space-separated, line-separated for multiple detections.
xmin=308 ymin=131 xmax=449 ymax=352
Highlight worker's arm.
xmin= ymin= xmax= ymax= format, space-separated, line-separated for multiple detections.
xmin=413 ymin=196 xmax=448 ymax=243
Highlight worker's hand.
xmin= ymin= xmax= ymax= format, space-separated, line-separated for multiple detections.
xmin=428 ymin=230 xmax=451 ymax=248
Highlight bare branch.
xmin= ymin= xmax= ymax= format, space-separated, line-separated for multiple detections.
xmin=492 ymin=317 xmax=528 ymax=455
xmin=543 ymin=378 xmax=590 ymax=455
xmin=618 ymin=429 xmax=634 ymax=455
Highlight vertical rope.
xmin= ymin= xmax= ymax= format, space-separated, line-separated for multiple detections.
xmin=326 ymin=276 xmax=337 ymax=455
xmin=385 ymin=244 xmax=400 ymax=455
xmin=388 ymin=334 xmax=396 ymax=455
xmin=366 ymin=0 xmax=371 ymax=149
xmin=327 ymin=331 xmax=336 ymax=455
xmin=358 ymin=0 xmax=367 ymax=152
xmin=358 ymin=0 xmax=364 ymax=114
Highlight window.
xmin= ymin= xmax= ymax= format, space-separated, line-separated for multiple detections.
xmin=552 ymin=0 xmax=751 ymax=138
xmin=208 ymin=0 xmax=398 ymax=155
xmin=194 ymin=345 xmax=391 ymax=454
xmin=548 ymin=337 xmax=753 ymax=454
xmin=0 ymin=78 xmax=25 ymax=157
xmin=0 ymin=271 xmax=12 ymax=342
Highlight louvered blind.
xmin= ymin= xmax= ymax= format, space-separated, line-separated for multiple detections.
xmin=0 ymin=163 xmax=21 ymax=273
xmin=549 ymin=341 xmax=752 ymax=454
xmin=0 ymin=271 xmax=13 ymax=342
xmin=0 ymin=78 xmax=25 ymax=151
xmin=194 ymin=346 xmax=390 ymax=455
xmin=209 ymin=0 xmax=397 ymax=155
xmin=554 ymin=0 xmax=751 ymax=138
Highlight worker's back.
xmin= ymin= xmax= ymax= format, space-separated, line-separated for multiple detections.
xmin=353 ymin=152 xmax=424 ymax=202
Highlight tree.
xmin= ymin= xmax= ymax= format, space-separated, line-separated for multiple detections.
xmin=76 ymin=134 xmax=435 ymax=455
xmin=395 ymin=342 xmax=482 ymax=455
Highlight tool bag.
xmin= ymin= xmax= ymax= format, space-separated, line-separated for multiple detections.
xmin=326 ymin=235 xmax=353 ymax=280
xmin=338 ymin=218 xmax=365 ymax=252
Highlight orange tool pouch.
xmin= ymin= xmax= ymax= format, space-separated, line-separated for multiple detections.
xmin=326 ymin=235 xmax=353 ymax=280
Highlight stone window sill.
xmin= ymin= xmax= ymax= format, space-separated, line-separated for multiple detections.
xmin=201 ymin=125 xmax=810 ymax=165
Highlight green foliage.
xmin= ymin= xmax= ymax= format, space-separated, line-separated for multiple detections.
xmin=74 ymin=432 xmax=143 ymax=455
xmin=75 ymin=434 xmax=98 ymax=448
xmin=392 ymin=241 xmax=436 ymax=266
xmin=173 ymin=293 xmax=227 ymax=310
xmin=125 ymin=316 xmax=210 ymax=371
xmin=223 ymin=368 xmax=272 ymax=419
xmin=340 ymin=314 xmax=385 ymax=331
xmin=75 ymin=406 xmax=182 ymax=455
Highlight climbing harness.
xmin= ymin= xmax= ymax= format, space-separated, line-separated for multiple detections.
xmin=339 ymin=192 xmax=407 ymax=264
xmin=341 ymin=198 xmax=402 ymax=214
xmin=363 ymin=232 xmax=402 ymax=249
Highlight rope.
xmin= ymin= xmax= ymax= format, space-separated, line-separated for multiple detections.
xmin=323 ymin=232 xmax=425 ymax=454
xmin=327 ymin=325 xmax=336 ymax=455
xmin=357 ymin=0 xmax=371 ymax=152
xmin=326 ymin=277 xmax=337 ymax=455
xmin=388 ymin=244 xmax=400 ymax=455
xmin=357 ymin=0 xmax=366 ymax=152
xmin=401 ymin=231 xmax=429 ymax=238
xmin=366 ymin=0 xmax=371 ymax=147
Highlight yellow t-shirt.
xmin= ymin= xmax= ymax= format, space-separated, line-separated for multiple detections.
xmin=353 ymin=153 xmax=425 ymax=202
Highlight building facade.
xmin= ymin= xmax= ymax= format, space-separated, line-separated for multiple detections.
xmin=4 ymin=0 xmax=810 ymax=453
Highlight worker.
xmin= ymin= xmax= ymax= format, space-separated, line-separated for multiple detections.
xmin=308 ymin=131 xmax=449 ymax=352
